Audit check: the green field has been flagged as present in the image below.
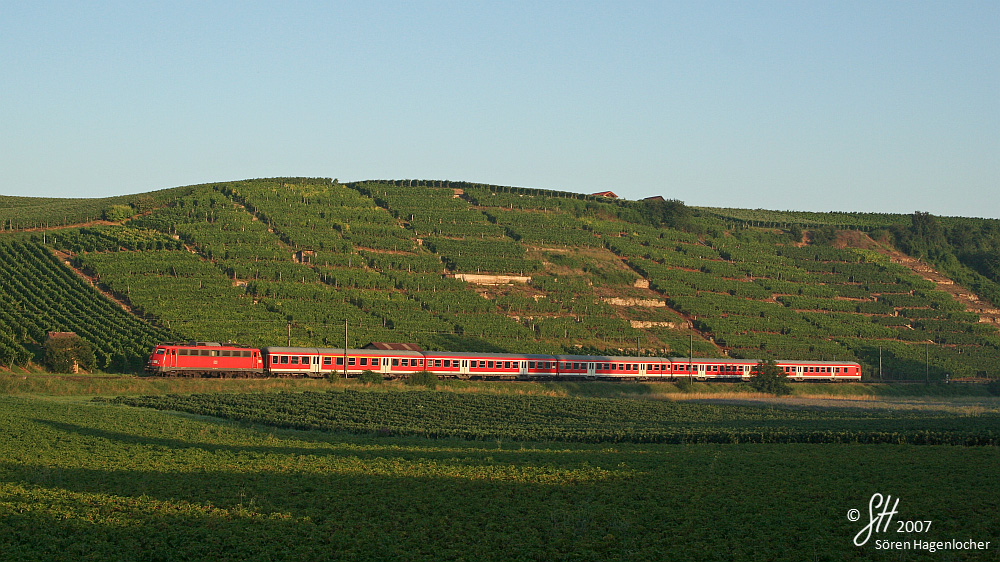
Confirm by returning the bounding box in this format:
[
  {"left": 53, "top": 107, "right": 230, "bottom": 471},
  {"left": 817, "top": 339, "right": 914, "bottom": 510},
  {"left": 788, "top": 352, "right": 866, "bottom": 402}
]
[{"left": 2, "top": 385, "right": 999, "bottom": 561}]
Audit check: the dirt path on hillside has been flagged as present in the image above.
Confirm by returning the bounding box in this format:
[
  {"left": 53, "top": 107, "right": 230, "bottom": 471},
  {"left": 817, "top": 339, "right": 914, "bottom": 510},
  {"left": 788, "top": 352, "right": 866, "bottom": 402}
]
[
  {"left": 50, "top": 249, "right": 140, "bottom": 316},
  {"left": 855, "top": 235, "right": 1000, "bottom": 324}
]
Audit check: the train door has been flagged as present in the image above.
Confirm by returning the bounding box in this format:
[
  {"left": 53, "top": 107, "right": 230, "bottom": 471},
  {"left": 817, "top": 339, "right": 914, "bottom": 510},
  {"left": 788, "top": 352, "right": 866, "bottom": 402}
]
[
  {"left": 638, "top": 363, "right": 647, "bottom": 378},
  {"left": 166, "top": 349, "right": 177, "bottom": 368},
  {"left": 519, "top": 361, "right": 528, "bottom": 376},
  {"left": 696, "top": 363, "right": 707, "bottom": 380},
  {"left": 311, "top": 356, "right": 321, "bottom": 375},
  {"left": 380, "top": 357, "right": 390, "bottom": 374},
  {"left": 795, "top": 366, "right": 804, "bottom": 380},
  {"left": 460, "top": 360, "right": 470, "bottom": 376},
  {"left": 586, "top": 362, "right": 596, "bottom": 377}
]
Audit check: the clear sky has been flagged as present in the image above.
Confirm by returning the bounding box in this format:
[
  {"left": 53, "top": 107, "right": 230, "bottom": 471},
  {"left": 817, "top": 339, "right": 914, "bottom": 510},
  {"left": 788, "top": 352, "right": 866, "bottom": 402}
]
[{"left": 2, "top": 1, "right": 997, "bottom": 217}]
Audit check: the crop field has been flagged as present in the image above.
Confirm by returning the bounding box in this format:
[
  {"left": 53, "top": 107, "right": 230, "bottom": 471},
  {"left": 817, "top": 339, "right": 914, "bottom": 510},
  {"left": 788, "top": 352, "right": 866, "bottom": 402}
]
[
  {"left": 2, "top": 389, "right": 999, "bottom": 561},
  {"left": 108, "top": 389, "right": 1000, "bottom": 445}
]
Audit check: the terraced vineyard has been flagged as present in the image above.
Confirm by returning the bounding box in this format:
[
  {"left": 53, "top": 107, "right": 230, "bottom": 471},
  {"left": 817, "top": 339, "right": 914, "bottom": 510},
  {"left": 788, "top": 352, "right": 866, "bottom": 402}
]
[
  {"left": 0, "top": 240, "right": 170, "bottom": 370},
  {"left": 3, "top": 176, "right": 1000, "bottom": 378}
]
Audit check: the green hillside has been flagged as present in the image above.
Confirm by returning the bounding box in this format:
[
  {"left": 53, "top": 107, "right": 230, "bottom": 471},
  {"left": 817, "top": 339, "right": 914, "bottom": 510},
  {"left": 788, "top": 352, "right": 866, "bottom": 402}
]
[{"left": 3, "top": 177, "right": 1000, "bottom": 380}]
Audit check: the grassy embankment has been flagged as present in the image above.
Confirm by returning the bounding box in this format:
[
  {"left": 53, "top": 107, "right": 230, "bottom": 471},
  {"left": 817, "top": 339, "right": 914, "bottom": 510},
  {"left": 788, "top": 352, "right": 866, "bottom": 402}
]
[{"left": 1, "top": 370, "right": 995, "bottom": 401}]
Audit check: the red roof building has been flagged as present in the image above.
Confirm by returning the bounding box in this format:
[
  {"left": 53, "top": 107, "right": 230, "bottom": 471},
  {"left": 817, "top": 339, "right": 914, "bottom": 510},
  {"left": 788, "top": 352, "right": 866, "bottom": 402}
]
[{"left": 591, "top": 191, "right": 618, "bottom": 198}]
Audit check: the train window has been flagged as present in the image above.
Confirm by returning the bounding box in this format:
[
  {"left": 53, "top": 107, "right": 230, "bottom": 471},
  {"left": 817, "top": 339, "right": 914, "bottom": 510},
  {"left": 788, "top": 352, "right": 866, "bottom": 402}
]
[
  {"left": 178, "top": 349, "right": 187, "bottom": 356},
  {"left": 401, "top": 359, "right": 408, "bottom": 367},
  {"left": 280, "top": 356, "right": 289, "bottom": 364},
  {"left": 323, "top": 357, "right": 332, "bottom": 365},
  {"left": 835, "top": 367, "right": 840, "bottom": 373},
  {"left": 417, "top": 359, "right": 423, "bottom": 366},
  {"left": 156, "top": 349, "right": 165, "bottom": 355},
  {"left": 291, "top": 356, "right": 299, "bottom": 365},
  {"left": 528, "top": 361, "right": 535, "bottom": 368},
  {"left": 348, "top": 358, "right": 356, "bottom": 366},
  {"left": 220, "top": 350, "right": 229, "bottom": 357},
  {"left": 359, "top": 358, "right": 367, "bottom": 366},
  {"left": 392, "top": 359, "right": 399, "bottom": 367},
  {"left": 444, "top": 360, "right": 450, "bottom": 367},
  {"left": 503, "top": 361, "right": 510, "bottom": 369},
  {"left": 487, "top": 361, "right": 494, "bottom": 368},
  {"left": 271, "top": 356, "right": 278, "bottom": 364}
]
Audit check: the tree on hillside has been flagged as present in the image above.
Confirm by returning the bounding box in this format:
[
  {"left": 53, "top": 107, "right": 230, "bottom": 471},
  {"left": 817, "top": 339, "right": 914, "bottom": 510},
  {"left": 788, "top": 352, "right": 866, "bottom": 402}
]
[
  {"left": 787, "top": 223, "right": 803, "bottom": 243},
  {"left": 641, "top": 198, "right": 692, "bottom": 230},
  {"left": 809, "top": 225, "right": 838, "bottom": 246},
  {"left": 750, "top": 358, "right": 791, "bottom": 395},
  {"left": 44, "top": 333, "right": 95, "bottom": 373}
]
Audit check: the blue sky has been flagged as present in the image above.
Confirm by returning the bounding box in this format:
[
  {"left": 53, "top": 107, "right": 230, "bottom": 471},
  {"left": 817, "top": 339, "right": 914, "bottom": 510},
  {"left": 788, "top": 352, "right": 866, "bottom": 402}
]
[{"left": 2, "top": 1, "right": 997, "bottom": 217}]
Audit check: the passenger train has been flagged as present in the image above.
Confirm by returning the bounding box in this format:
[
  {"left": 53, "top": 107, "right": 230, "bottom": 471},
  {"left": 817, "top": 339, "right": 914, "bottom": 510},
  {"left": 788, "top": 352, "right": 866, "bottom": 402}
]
[{"left": 146, "top": 342, "right": 863, "bottom": 382}]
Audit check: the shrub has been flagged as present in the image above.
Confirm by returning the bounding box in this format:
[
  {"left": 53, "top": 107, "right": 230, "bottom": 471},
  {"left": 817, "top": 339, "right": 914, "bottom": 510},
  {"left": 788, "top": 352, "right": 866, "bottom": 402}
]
[
  {"left": 673, "top": 375, "right": 694, "bottom": 393},
  {"left": 750, "top": 358, "right": 791, "bottom": 396},
  {"left": 44, "top": 334, "right": 95, "bottom": 373},
  {"left": 987, "top": 379, "right": 1000, "bottom": 397},
  {"left": 102, "top": 205, "right": 135, "bottom": 222},
  {"left": 406, "top": 370, "right": 439, "bottom": 388},
  {"left": 358, "top": 370, "right": 383, "bottom": 385}
]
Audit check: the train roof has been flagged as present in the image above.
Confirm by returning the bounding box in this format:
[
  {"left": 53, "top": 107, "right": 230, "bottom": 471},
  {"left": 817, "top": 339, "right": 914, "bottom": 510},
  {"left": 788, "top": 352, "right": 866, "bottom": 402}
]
[
  {"left": 666, "top": 357, "right": 861, "bottom": 366},
  {"left": 555, "top": 354, "right": 668, "bottom": 362},
  {"left": 262, "top": 347, "right": 424, "bottom": 357},
  {"left": 423, "top": 351, "right": 554, "bottom": 360},
  {"left": 158, "top": 342, "right": 254, "bottom": 349}
]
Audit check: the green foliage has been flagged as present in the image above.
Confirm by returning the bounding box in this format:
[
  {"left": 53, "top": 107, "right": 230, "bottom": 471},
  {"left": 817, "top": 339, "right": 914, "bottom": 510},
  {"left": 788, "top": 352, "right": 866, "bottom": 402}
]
[
  {"left": 6, "top": 394, "right": 1000, "bottom": 561},
  {"left": 102, "top": 205, "right": 135, "bottom": 222},
  {"left": 9, "top": 177, "right": 1000, "bottom": 375},
  {"left": 0, "top": 185, "right": 194, "bottom": 231},
  {"left": 0, "top": 241, "right": 171, "bottom": 371},
  {"left": 749, "top": 359, "right": 791, "bottom": 395},
  {"left": 111, "top": 390, "right": 1000, "bottom": 445},
  {"left": 639, "top": 198, "right": 693, "bottom": 231},
  {"left": 405, "top": 370, "right": 439, "bottom": 388},
  {"left": 808, "top": 224, "right": 838, "bottom": 245},
  {"left": 358, "top": 370, "right": 383, "bottom": 385},
  {"left": 43, "top": 334, "right": 95, "bottom": 373}
]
